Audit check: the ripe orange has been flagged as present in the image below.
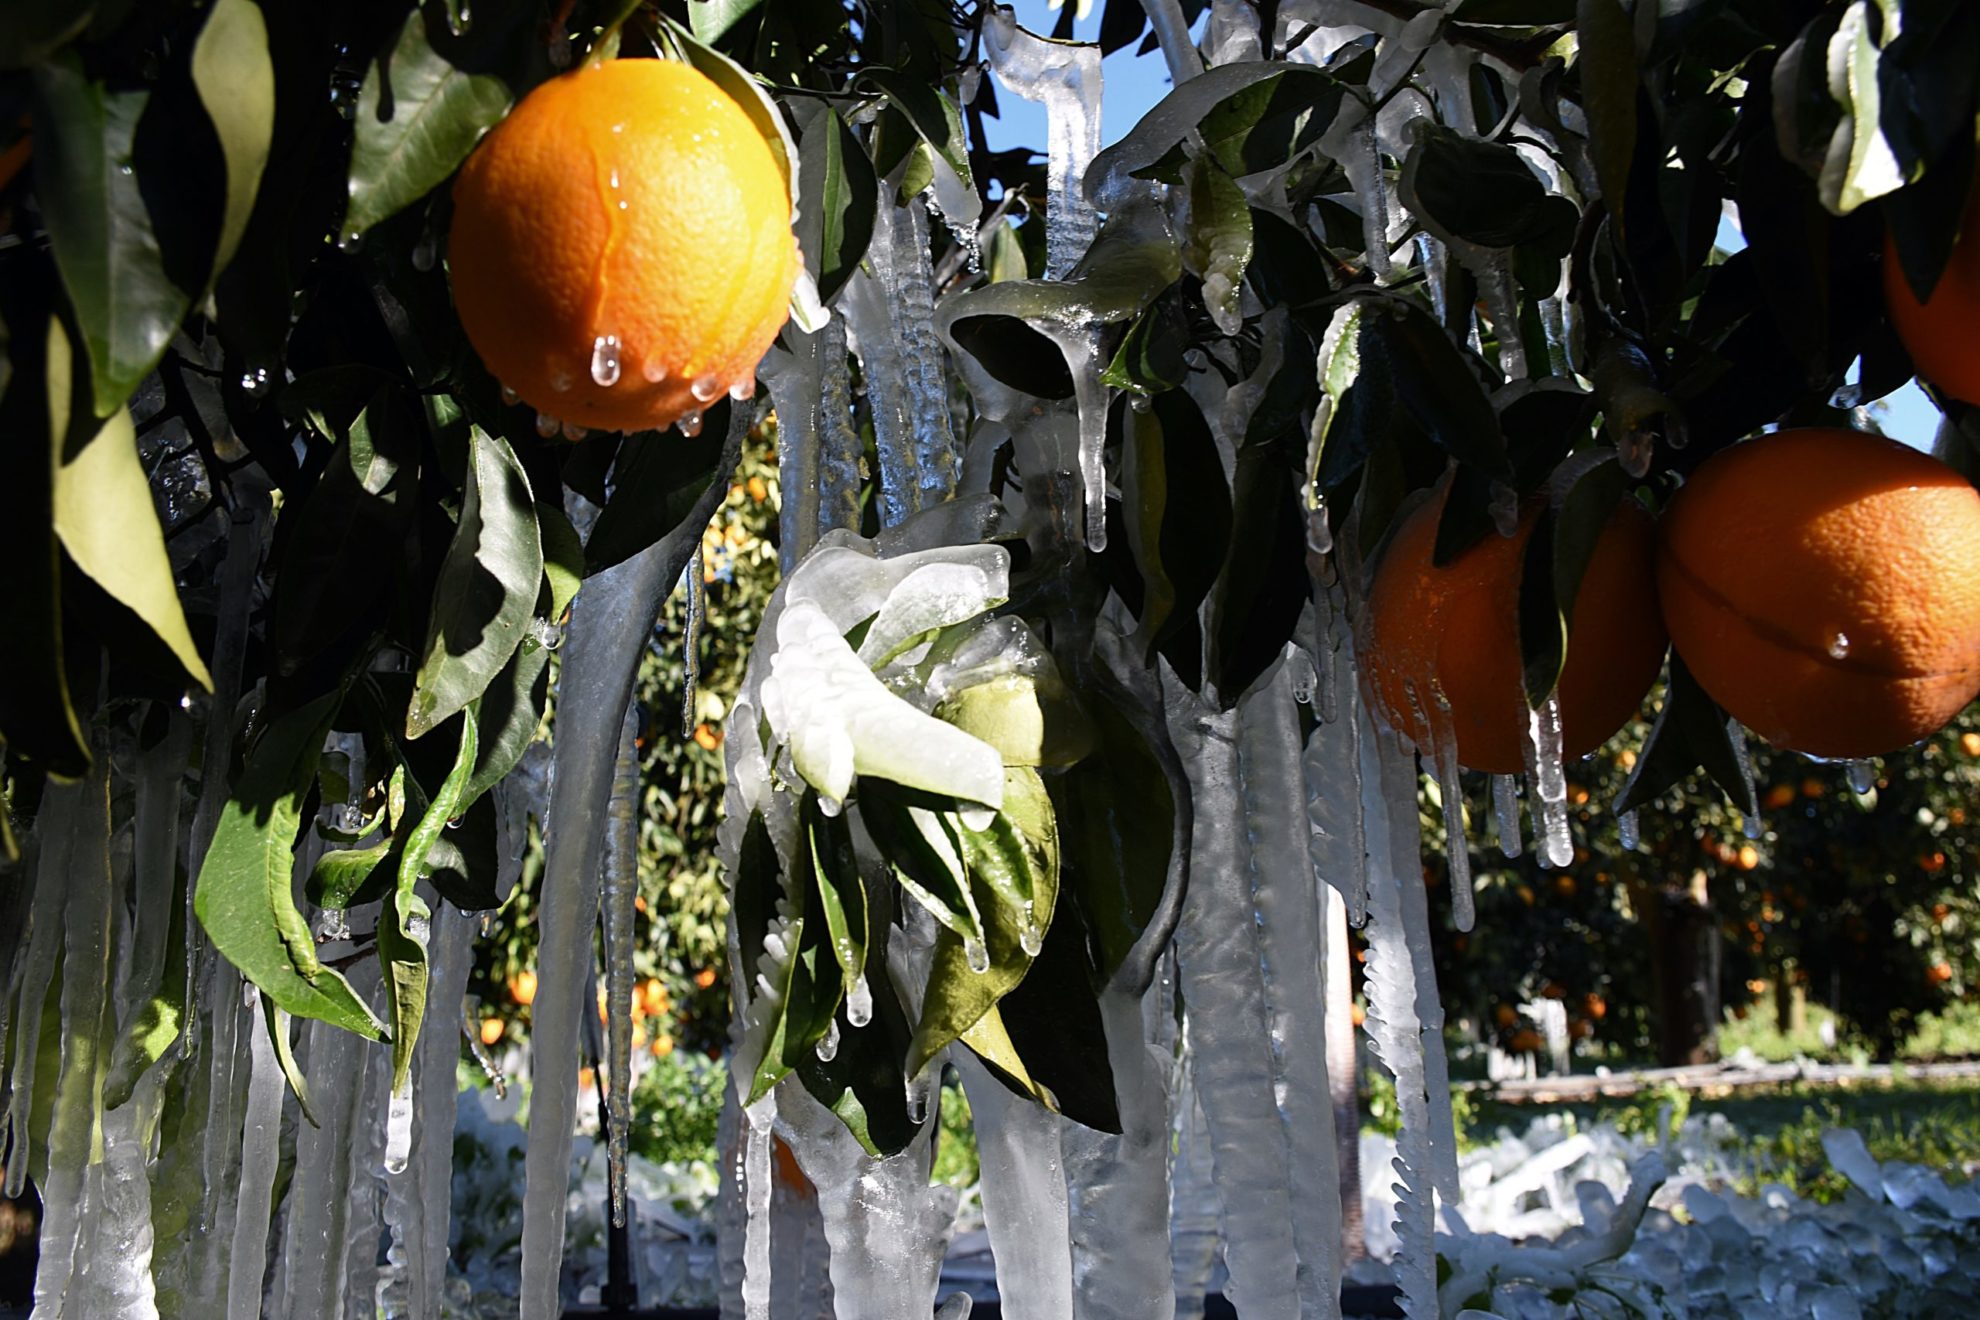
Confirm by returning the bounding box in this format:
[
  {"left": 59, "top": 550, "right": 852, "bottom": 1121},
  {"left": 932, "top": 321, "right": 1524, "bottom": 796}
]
[
  {"left": 1364, "top": 487, "right": 1667, "bottom": 774},
  {"left": 449, "top": 58, "right": 797, "bottom": 436},
  {"left": 1884, "top": 186, "right": 1980, "bottom": 405},
  {"left": 1657, "top": 428, "right": 1980, "bottom": 758}
]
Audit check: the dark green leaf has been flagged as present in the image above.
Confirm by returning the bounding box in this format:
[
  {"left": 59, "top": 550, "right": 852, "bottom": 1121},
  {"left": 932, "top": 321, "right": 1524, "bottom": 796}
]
[
  {"left": 1119, "top": 389, "right": 1231, "bottom": 664},
  {"left": 857, "top": 781, "right": 986, "bottom": 948},
  {"left": 586, "top": 405, "right": 733, "bottom": 573},
  {"left": 853, "top": 70, "right": 974, "bottom": 203},
  {"left": 797, "top": 104, "right": 876, "bottom": 307},
  {"left": 1615, "top": 655, "right": 1759, "bottom": 817},
  {"left": 687, "top": 0, "right": 762, "bottom": 45},
  {"left": 979, "top": 894, "right": 1119, "bottom": 1132},
  {"left": 462, "top": 639, "right": 551, "bottom": 805},
  {"left": 408, "top": 429, "right": 542, "bottom": 739},
  {"left": 1553, "top": 457, "right": 1627, "bottom": 625},
  {"left": 1517, "top": 505, "right": 1565, "bottom": 708},
  {"left": 343, "top": 6, "right": 517, "bottom": 241},
  {"left": 537, "top": 502, "right": 585, "bottom": 623},
  {"left": 1402, "top": 123, "right": 1553, "bottom": 248},
  {"left": 793, "top": 933, "right": 916, "bottom": 1157},
  {"left": 262, "top": 996, "right": 319, "bottom": 1127},
  {"left": 805, "top": 792, "right": 868, "bottom": 989},
  {"left": 1577, "top": 0, "right": 1638, "bottom": 230},
  {"left": 732, "top": 811, "right": 779, "bottom": 982},
  {"left": 1100, "top": 284, "right": 1189, "bottom": 396},
  {"left": 1183, "top": 156, "right": 1253, "bottom": 331},
  {"left": 193, "top": 692, "right": 388, "bottom": 1040},
  {"left": 1053, "top": 696, "right": 1174, "bottom": 982}
]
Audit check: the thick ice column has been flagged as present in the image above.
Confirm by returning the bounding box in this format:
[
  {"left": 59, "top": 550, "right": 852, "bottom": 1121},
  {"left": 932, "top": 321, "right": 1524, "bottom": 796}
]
[
  {"left": 520, "top": 466, "right": 729, "bottom": 1319},
  {"left": 954, "top": 1049, "right": 1074, "bottom": 1317},
  {"left": 275, "top": 982, "right": 378, "bottom": 1317},
  {"left": 1238, "top": 664, "right": 1342, "bottom": 1320},
  {"left": 68, "top": 1074, "right": 163, "bottom": 1318},
  {"left": 1165, "top": 699, "right": 1299, "bottom": 1320},
  {"left": 3, "top": 783, "right": 77, "bottom": 1196},
  {"left": 1060, "top": 982, "right": 1177, "bottom": 1320},
  {"left": 1167, "top": 1055, "right": 1220, "bottom": 1319}
]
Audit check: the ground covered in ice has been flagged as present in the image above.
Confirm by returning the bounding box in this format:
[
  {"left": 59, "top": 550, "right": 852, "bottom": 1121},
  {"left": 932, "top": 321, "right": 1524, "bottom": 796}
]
[{"left": 431, "top": 1086, "right": 1980, "bottom": 1317}]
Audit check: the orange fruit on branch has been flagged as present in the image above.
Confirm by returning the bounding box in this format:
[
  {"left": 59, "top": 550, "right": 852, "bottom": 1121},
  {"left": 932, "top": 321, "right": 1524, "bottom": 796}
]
[
  {"left": 448, "top": 58, "right": 798, "bottom": 436},
  {"left": 1656, "top": 427, "right": 1980, "bottom": 758},
  {"left": 1884, "top": 184, "right": 1980, "bottom": 406},
  {"left": 1364, "top": 485, "right": 1667, "bottom": 774}
]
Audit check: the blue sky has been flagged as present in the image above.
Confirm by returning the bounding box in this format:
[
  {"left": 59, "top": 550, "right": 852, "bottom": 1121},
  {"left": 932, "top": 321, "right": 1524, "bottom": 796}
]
[{"left": 978, "top": 1, "right": 1944, "bottom": 452}]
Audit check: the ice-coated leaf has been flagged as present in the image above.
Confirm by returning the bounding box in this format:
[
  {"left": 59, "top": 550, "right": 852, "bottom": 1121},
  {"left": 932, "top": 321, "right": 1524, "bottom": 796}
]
[
  {"left": 31, "top": 56, "right": 187, "bottom": 416},
  {"left": 537, "top": 502, "right": 585, "bottom": 623},
  {"left": 308, "top": 838, "right": 395, "bottom": 911},
  {"left": 854, "top": 560, "right": 1009, "bottom": 668},
  {"left": 760, "top": 600, "right": 1005, "bottom": 808},
  {"left": 1553, "top": 458, "right": 1627, "bottom": 625},
  {"left": 1614, "top": 655, "right": 1759, "bottom": 817},
  {"left": 1517, "top": 506, "right": 1566, "bottom": 708},
  {"left": 745, "top": 904, "right": 842, "bottom": 1105},
  {"left": 805, "top": 792, "right": 868, "bottom": 990},
  {"left": 851, "top": 69, "right": 978, "bottom": 225},
  {"left": 46, "top": 321, "right": 212, "bottom": 690},
  {"left": 189, "top": 0, "right": 275, "bottom": 278},
  {"left": 1401, "top": 123, "right": 1572, "bottom": 249},
  {"left": 1100, "top": 283, "right": 1190, "bottom": 396},
  {"left": 1183, "top": 155, "right": 1252, "bottom": 335},
  {"left": 343, "top": 6, "right": 517, "bottom": 240},
  {"left": 687, "top": 0, "right": 762, "bottom": 45},
  {"left": 792, "top": 936, "right": 918, "bottom": 1158},
  {"left": 194, "top": 692, "right": 388, "bottom": 1040},
  {"left": 797, "top": 103, "right": 876, "bottom": 307},
  {"left": 463, "top": 638, "right": 551, "bottom": 805},
  {"left": 408, "top": 429, "right": 542, "bottom": 739},
  {"left": 858, "top": 782, "right": 987, "bottom": 948},
  {"left": 586, "top": 402, "right": 738, "bottom": 573},
  {"left": 1120, "top": 383, "right": 1231, "bottom": 671}
]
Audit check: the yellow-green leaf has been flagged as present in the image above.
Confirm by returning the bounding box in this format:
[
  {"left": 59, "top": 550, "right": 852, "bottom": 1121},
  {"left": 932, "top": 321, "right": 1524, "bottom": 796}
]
[{"left": 190, "top": 0, "right": 275, "bottom": 277}]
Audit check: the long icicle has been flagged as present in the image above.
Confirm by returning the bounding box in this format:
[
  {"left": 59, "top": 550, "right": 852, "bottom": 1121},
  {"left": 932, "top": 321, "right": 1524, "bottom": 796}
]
[
  {"left": 602, "top": 707, "right": 642, "bottom": 1226},
  {"left": 1239, "top": 661, "right": 1343, "bottom": 1320},
  {"left": 411, "top": 903, "right": 475, "bottom": 1316},
  {"left": 273, "top": 1006, "right": 373, "bottom": 1317},
  {"left": 224, "top": 991, "right": 286, "bottom": 1320},
  {"left": 2, "top": 783, "right": 78, "bottom": 1198},
  {"left": 953, "top": 1050, "right": 1074, "bottom": 1315},
  {"left": 519, "top": 446, "right": 737, "bottom": 1319}
]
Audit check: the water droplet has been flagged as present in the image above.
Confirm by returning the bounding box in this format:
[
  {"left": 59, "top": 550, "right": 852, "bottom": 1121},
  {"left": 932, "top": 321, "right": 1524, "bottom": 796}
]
[
  {"left": 845, "top": 974, "right": 873, "bottom": 1027},
  {"left": 500, "top": 384, "right": 521, "bottom": 406},
  {"left": 561, "top": 420, "right": 588, "bottom": 442},
  {"left": 238, "top": 367, "right": 271, "bottom": 397},
  {"left": 411, "top": 235, "right": 437, "bottom": 271},
  {"left": 406, "top": 913, "right": 431, "bottom": 944},
  {"left": 608, "top": 168, "right": 620, "bottom": 190},
  {"left": 1828, "top": 632, "right": 1851, "bottom": 660},
  {"left": 535, "top": 412, "right": 560, "bottom": 438},
  {"left": 591, "top": 335, "right": 622, "bottom": 387},
  {"left": 690, "top": 373, "right": 721, "bottom": 403},
  {"left": 611, "top": 122, "right": 625, "bottom": 134},
  {"left": 956, "top": 806, "right": 995, "bottom": 833},
  {"left": 814, "top": 1018, "right": 840, "bottom": 1063},
  {"left": 337, "top": 803, "right": 367, "bottom": 833},
  {"left": 1305, "top": 500, "right": 1333, "bottom": 554},
  {"left": 528, "top": 617, "right": 564, "bottom": 650},
  {"left": 118, "top": 163, "right": 134, "bottom": 177},
  {"left": 337, "top": 230, "right": 362, "bottom": 253},
  {"left": 317, "top": 908, "right": 352, "bottom": 942},
  {"left": 1019, "top": 921, "right": 1043, "bottom": 958},
  {"left": 964, "top": 938, "right": 990, "bottom": 974},
  {"left": 677, "top": 409, "right": 704, "bottom": 438},
  {"left": 383, "top": 1091, "right": 413, "bottom": 1174},
  {"left": 641, "top": 358, "right": 669, "bottom": 384},
  {"left": 728, "top": 378, "right": 756, "bottom": 401},
  {"left": 1846, "top": 758, "right": 1878, "bottom": 795}
]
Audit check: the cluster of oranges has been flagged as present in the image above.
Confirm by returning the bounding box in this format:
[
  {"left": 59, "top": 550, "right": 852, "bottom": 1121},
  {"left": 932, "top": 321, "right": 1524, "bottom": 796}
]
[{"left": 483, "top": 971, "right": 688, "bottom": 1059}]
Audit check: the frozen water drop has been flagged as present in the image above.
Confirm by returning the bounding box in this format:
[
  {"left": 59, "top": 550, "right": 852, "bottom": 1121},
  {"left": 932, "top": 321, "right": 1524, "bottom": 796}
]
[
  {"left": 690, "top": 373, "right": 721, "bottom": 403},
  {"left": 1018, "top": 920, "right": 1043, "bottom": 958},
  {"left": 814, "top": 1017, "right": 840, "bottom": 1063},
  {"left": 816, "top": 794, "right": 842, "bottom": 819},
  {"left": 956, "top": 805, "right": 995, "bottom": 832},
  {"left": 406, "top": 912, "right": 431, "bottom": 945},
  {"left": 729, "top": 377, "right": 756, "bottom": 401},
  {"left": 677, "top": 409, "right": 704, "bottom": 438},
  {"left": 641, "top": 358, "right": 669, "bottom": 384},
  {"left": 535, "top": 412, "right": 560, "bottom": 438},
  {"left": 411, "top": 234, "right": 436, "bottom": 271},
  {"left": 1305, "top": 500, "right": 1334, "bottom": 554},
  {"left": 608, "top": 168, "right": 620, "bottom": 190},
  {"left": 1617, "top": 807, "right": 1640, "bottom": 850},
  {"left": 845, "top": 974, "right": 873, "bottom": 1028},
  {"left": 337, "top": 230, "right": 361, "bottom": 252},
  {"left": 239, "top": 367, "right": 271, "bottom": 397},
  {"left": 1618, "top": 429, "right": 1654, "bottom": 477},
  {"left": 317, "top": 907, "right": 351, "bottom": 942},
  {"left": 964, "top": 937, "right": 990, "bottom": 974},
  {"left": 383, "top": 1090, "right": 413, "bottom": 1174},
  {"left": 561, "top": 420, "right": 588, "bottom": 442},
  {"left": 1828, "top": 632, "right": 1851, "bottom": 659},
  {"left": 591, "top": 335, "right": 622, "bottom": 387},
  {"left": 1846, "top": 759, "right": 1878, "bottom": 794},
  {"left": 500, "top": 384, "right": 521, "bottom": 406}
]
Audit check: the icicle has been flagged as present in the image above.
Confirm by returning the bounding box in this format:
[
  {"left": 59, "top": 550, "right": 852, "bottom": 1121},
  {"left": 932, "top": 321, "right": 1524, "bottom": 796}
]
[
  {"left": 1358, "top": 719, "right": 1439, "bottom": 1318},
  {"left": 715, "top": 1081, "right": 748, "bottom": 1316},
  {"left": 1492, "top": 773, "right": 1523, "bottom": 859},
  {"left": 3, "top": 783, "right": 77, "bottom": 1197},
  {"left": 1454, "top": 243, "right": 1528, "bottom": 380},
  {"left": 1727, "top": 719, "right": 1762, "bottom": 839},
  {"left": 1166, "top": 697, "right": 1300, "bottom": 1320},
  {"left": 344, "top": 998, "right": 389, "bottom": 1315},
  {"left": 1344, "top": 113, "right": 1393, "bottom": 281},
  {"left": 1422, "top": 693, "right": 1476, "bottom": 933},
  {"left": 32, "top": 756, "right": 116, "bottom": 1317},
  {"left": 1054, "top": 961, "right": 1177, "bottom": 1319},
  {"left": 1062, "top": 326, "right": 1111, "bottom": 552},
  {"left": 602, "top": 708, "right": 642, "bottom": 1226},
  {"left": 844, "top": 973, "right": 873, "bottom": 1028},
  {"left": 520, "top": 514, "right": 703, "bottom": 1320},
  {"left": 764, "top": 331, "right": 825, "bottom": 572},
  {"left": 410, "top": 905, "right": 473, "bottom": 1317},
  {"left": 1616, "top": 807, "right": 1640, "bottom": 851},
  {"left": 225, "top": 990, "right": 285, "bottom": 1320},
  {"left": 1305, "top": 640, "right": 1370, "bottom": 927},
  {"left": 1846, "top": 758, "right": 1878, "bottom": 795},
  {"left": 1238, "top": 665, "right": 1345, "bottom": 1319},
  {"left": 741, "top": 1096, "right": 776, "bottom": 1320},
  {"left": 68, "top": 1074, "right": 163, "bottom": 1318},
  {"left": 983, "top": 10, "right": 1104, "bottom": 279},
  {"left": 1140, "top": 0, "right": 1202, "bottom": 85},
  {"left": 683, "top": 549, "right": 706, "bottom": 738},
  {"left": 816, "top": 317, "right": 865, "bottom": 539},
  {"left": 462, "top": 1001, "right": 508, "bottom": 1097},
  {"left": 1521, "top": 694, "right": 1575, "bottom": 868},
  {"left": 278, "top": 1016, "right": 370, "bottom": 1320},
  {"left": 954, "top": 1050, "right": 1074, "bottom": 1313},
  {"left": 1168, "top": 1057, "right": 1222, "bottom": 1317}
]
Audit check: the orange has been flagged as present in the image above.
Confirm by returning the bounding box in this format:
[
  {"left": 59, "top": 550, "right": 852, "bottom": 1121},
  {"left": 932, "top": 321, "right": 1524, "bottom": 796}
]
[
  {"left": 1884, "top": 185, "right": 1980, "bottom": 405},
  {"left": 1364, "top": 486, "right": 1667, "bottom": 774},
  {"left": 449, "top": 58, "right": 797, "bottom": 435},
  {"left": 1657, "top": 428, "right": 1980, "bottom": 758},
  {"left": 509, "top": 969, "right": 538, "bottom": 1006}
]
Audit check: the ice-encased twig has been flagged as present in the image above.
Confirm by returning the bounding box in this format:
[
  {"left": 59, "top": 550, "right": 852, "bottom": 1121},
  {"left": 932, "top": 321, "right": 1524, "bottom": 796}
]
[
  {"left": 1166, "top": 697, "right": 1299, "bottom": 1320},
  {"left": 32, "top": 755, "right": 115, "bottom": 1317},
  {"left": 1239, "top": 663, "right": 1343, "bottom": 1319},
  {"left": 225, "top": 989, "right": 285, "bottom": 1320},
  {"left": 684, "top": 550, "right": 707, "bottom": 738},
  {"left": 954, "top": 1049, "right": 1074, "bottom": 1315},
  {"left": 1060, "top": 980, "right": 1180, "bottom": 1320},
  {"left": 983, "top": 10, "right": 1104, "bottom": 280},
  {"left": 602, "top": 707, "right": 641, "bottom": 1227},
  {"left": 344, "top": 981, "right": 388, "bottom": 1314},
  {"left": 520, "top": 457, "right": 734, "bottom": 1318}
]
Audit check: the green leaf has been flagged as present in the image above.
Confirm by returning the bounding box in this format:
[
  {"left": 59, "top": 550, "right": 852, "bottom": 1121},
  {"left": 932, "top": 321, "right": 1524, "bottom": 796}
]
[
  {"left": 536, "top": 502, "right": 585, "bottom": 623},
  {"left": 585, "top": 407, "right": 732, "bottom": 573},
  {"left": 1615, "top": 655, "right": 1760, "bottom": 818},
  {"left": 194, "top": 692, "right": 388, "bottom": 1041},
  {"left": 46, "top": 320, "right": 212, "bottom": 690},
  {"left": 793, "top": 934, "right": 917, "bottom": 1157},
  {"left": 189, "top": 0, "right": 275, "bottom": 278},
  {"left": 908, "top": 769, "right": 1059, "bottom": 1077},
  {"left": 1305, "top": 300, "right": 1366, "bottom": 504},
  {"left": 856, "top": 781, "right": 985, "bottom": 949},
  {"left": 381, "top": 706, "right": 477, "bottom": 1094},
  {"left": 805, "top": 792, "right": 868, "bottom": 990},
  {"left": 852, "top": 69, "right": 975, "bottom": 210},
  {"left": 1401, "top": 123, "right": 1562, "bottom": 249},
  {"left": 408, "top": 429, "right": 543, "bottom": 739},
  {"left": 1553, "top": 457, "right": 1627, "bottom": 625},
  {"left": 1577, "top": 0, "right": 1638, "bottom": 229},
  {"left": 1054, "top": 693, "right": 1175, "bottom": 982},
  {"left": 343, "top": 6, "right": 516, "bottom": 241},
  {"left": 462, "top": 640, "right": 551, "bottom": 805},
  {"left": 796, "top": 103, "right": 877, "bottom": 307},
  {"left": 983, "top": 894, "right": 1119, "bottom": 1132},
  {"left": 687, "top": 0, "right": 762, "bottom": 44},
  {"left": 271, "top": 384, "right": 421, "bottom": 675},
  {"left": 746, "top": 906, "right": 842, "bottom": 1106},
  {"left": 1119, "top": 389, "right": 1231, "bottom": 669},
  {"left": 1517, "top": 506, "right": 1566, "bottom": 708},
  {"left": 1100, "top": 284, "right": 1189, "bottom": 396},
  {"left": 31, "top": 55, "right": 188, "bottom": 418},
  {"left": 307, "top": 838, "right": 395, "bottom": 911},
  {"left": 732, "top": 811, "right": 779, "bottom": 982},
  {"left": 102, "top": 794, "right": 191, "bottom": 1111},
  {"left": 1183, "top": 156, "right": 1253, "bottom": 333},
  {"left": 262, "top": 995, "right": 319, "bottom": 1128}
]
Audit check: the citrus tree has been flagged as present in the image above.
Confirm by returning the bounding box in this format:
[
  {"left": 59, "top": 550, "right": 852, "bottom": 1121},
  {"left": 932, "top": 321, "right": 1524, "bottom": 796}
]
[{"left": 1, "top": 0, "right": 1979, "bottom": 1317}]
